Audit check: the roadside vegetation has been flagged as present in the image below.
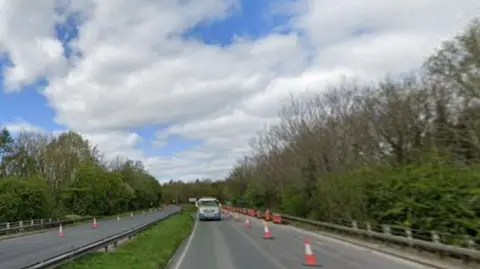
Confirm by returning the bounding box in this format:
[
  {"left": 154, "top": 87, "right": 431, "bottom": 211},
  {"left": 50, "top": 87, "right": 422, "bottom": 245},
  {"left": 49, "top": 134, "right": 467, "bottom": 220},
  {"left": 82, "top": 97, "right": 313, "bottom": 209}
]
[
  {"left": 59, "top": 208, "right": 194, "bottom": 269},
  {"left": 0, "top": 129, "right": 162, "bottom": 222},
  {"left": 162, "top": 19, "right": 480, "bottom": 241}
]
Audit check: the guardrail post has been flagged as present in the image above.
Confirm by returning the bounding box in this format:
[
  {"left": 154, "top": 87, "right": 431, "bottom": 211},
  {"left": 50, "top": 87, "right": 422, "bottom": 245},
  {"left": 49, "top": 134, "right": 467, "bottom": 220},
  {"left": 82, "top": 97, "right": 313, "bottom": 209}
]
[
  {"left": 31, "top": 220, "right": 34, "bottom": 226},
  {"left": 431, "top": 231, "right": 440, "bottom": 244},
  {"left": 382, "top": 225, "right": 391, "bottom": 235},
  {"left": 405, "top": 229, "right": 413, "bottom": 246},
  {"left": 351, "top": 220, "right": 358, "bottom": 230},
  {"left": 6, "top": 222, "right": 9, "bottom": 229},
  {"left": 461, "top": 236, "right": 475, "bottom": 264},
  {"left": 19, "top": 220, "right": 23, "bottom": 228},
  {"left": 366, "top": 222, "right": 371, "bottom": 233},
  {"left": 381, "top": 225, "right": 391, "bottom": 246},
  {"left": 49, "top": 218, "right": 52, "bottom": 224},
  {"left": 430, "top": 231, "right": 442, "bottom": 257},
  {"left": 40, "top": 219, "right": 44, "bottom": 226},
  {"left": 466, "top": 236, "right": 475, "bottom": 249}
]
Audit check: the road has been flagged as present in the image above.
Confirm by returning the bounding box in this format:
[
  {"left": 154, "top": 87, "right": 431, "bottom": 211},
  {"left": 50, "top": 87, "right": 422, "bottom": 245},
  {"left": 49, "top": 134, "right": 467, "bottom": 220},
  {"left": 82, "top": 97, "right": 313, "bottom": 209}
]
[
  {"left": 0, "top": 206, "right": 181, "bottom": 269},
  {"left": 170, "top": 212, "right": 435, "bottom": 269}
]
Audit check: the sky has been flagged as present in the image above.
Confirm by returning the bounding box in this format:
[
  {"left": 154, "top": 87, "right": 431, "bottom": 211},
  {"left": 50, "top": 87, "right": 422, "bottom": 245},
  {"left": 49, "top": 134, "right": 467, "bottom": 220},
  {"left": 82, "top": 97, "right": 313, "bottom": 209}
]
[{"left": 0, "top": 0, "right": 479, "bottom": 182}]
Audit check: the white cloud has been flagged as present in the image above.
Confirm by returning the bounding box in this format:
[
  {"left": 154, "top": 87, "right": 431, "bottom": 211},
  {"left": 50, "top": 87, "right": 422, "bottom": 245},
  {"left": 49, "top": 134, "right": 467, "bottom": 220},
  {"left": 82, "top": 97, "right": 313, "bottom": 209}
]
[
  {"left": 1, "top": 0, "right": 479, "bottom": 181},
  {"left": 294, "top": 0, "right": 480, "bottom": 76},
  {"left": 45, "top": 31, "right": 305, "bottom": 131},
  {"left": 3, "top": 118, "right": 45, "bottom": 134},
  {"left": 81, "top": 131, "right": 145, "bottom": 161},
  {"left": 2, "top": 121, "right": 144, "bottom": 163},
  {"left": 0, "top": 0, "right": 67, "bottom": 91}
]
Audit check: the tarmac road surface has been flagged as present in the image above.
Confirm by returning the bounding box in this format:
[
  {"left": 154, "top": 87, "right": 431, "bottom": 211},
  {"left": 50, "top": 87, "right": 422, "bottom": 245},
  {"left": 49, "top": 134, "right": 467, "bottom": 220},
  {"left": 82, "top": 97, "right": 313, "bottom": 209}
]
[
  {"left": 0, "top": 206, "right": 181, "bottom": 269},
  {"left": 169, "top": 212, "right": 435, "bottom": 269}
]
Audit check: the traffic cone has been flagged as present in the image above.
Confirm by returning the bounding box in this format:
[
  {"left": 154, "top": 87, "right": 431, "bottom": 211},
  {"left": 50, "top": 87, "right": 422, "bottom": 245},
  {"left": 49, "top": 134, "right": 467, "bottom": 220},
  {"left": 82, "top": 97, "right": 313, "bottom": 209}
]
[
  {"left": 92, "top": 218, "right": 98, "bottom": 229},
  {"left": 262, "top": 221, "right": 273, "bottom": 239},
  {"left": 245, "top": 218, "right": 251, "bottom": 229},
  {"left": 58, "top": 224, "right": 63, "bottom": 237},
  {"left": 302, "top": 237, "right": 320, "bottom": 267}
]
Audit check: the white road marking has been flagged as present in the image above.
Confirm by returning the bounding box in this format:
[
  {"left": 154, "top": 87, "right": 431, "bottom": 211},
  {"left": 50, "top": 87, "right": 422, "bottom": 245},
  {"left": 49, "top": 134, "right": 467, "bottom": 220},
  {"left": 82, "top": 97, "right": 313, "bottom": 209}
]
[
  {"left": 213, "top": 223, "right": 237, "bottom": 269},
  {"left": 282, "top": 224, "right": 436, "bottom": 269},
  {"left": 228, "top": 220, "right": 289, "bottom": 269},
  {"left": 246, "top": 215, "right": 438, "bottom": 269},
  {"left": 171, "top": 217, "right": 199, "bottom": 269}
]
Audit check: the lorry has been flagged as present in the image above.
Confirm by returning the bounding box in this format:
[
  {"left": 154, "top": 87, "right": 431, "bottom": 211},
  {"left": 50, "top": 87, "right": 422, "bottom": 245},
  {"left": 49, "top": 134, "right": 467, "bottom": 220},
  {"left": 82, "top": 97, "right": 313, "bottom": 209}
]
[{"left": 196, "top": 197, "right": 221, "bottom": 221}]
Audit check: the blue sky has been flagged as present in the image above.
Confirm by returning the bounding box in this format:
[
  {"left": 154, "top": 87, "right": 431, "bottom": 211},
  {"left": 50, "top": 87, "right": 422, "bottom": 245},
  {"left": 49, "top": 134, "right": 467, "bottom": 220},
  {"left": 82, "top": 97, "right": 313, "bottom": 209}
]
[
  {"left": 183, "top": 0, "right": 294, "bottom": 45},
  {"left": 0, "top": 0, "right": 295, "bottom": 159},
  {"left": 2, "top": 0, "right": 473, "bottom": 181}
]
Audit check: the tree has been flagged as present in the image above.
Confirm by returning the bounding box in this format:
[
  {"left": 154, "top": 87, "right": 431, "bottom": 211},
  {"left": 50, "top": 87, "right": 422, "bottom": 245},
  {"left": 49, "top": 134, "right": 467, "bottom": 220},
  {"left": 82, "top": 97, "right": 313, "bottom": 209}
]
[
  {"left": 0, "top": 175, "right": 54, "bottom": 221},
  {"left": 0, "top": 127, "right": 164, "bottom": 220},
  {"left": 0, "top": 128, "right": 14, "bottom": 177},
  {"left": 171, "top": 18, "right": 480, "bottom": 241}
]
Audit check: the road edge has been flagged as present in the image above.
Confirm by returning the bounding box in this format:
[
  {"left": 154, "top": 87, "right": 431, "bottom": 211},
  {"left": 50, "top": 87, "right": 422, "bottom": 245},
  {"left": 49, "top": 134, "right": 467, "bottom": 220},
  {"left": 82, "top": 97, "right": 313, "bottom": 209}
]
[
  {"left": 165, "top": 213, "right": 198, "bottom": 269},
  {"left": 283, "top": 223, "right": 468, "bottom": 269},
  {"left": 239, "top": 212, "right": 467, "bottom": 269}
]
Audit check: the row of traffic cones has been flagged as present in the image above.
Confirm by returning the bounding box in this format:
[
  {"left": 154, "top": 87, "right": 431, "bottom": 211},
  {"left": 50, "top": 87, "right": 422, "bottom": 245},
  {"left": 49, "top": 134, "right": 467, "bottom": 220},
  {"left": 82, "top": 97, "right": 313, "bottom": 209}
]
[
  {"left": 58, "top": 211, "right": 136, "bottom": 237},
  {"left": 58, "top": 217, "right": 99, "bottom": 237},
  {"left": 242, "top": 217, "right": 273, "bottom": 240},
  {"left": 57, "top": 207, "right": 163, "bottom": 238},
  {"left": 239, "top": 214, "right": 320, "bottom": 267}
]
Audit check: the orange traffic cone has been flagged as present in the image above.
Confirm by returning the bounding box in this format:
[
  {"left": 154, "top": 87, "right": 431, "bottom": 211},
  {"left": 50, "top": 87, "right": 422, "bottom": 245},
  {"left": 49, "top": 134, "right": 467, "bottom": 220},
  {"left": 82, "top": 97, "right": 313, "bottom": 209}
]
[
  {"left": 245, "top": 218, "right": 251, "bottom": 229},
  {"left": 262, "top": 221, "right": 273, "bottom": 239},
  {"left": 302, "top": 237, "right": 320, "bottom": 267},
  {"left": 92, "top": 218, "right": 98, "bottom": 229},
  {"left": 58, "top": 224, "right": 63, "bottom": 237}
]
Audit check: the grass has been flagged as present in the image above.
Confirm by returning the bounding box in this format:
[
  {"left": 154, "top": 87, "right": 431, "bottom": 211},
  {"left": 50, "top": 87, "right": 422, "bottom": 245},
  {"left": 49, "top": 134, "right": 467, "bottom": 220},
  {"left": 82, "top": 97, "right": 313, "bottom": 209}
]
[
  {"left": 180, "top": 204, "right": 196, "bottom": 213},
  {"left": 59, "top": 209, "right": 194, "bottom": 269}
]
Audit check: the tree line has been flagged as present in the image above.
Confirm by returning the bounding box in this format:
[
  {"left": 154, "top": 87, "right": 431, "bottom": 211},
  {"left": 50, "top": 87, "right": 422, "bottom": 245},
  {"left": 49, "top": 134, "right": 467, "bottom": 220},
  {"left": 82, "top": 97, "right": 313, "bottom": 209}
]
[
  {"left": 0, "top": 130, "right": 162, "bottom": 222},
  {"left": 163, "top": 19, "right": 480, "bottom": 239},
  {"left": 161, "top": 179, "right": 227, "bottom": 204}
]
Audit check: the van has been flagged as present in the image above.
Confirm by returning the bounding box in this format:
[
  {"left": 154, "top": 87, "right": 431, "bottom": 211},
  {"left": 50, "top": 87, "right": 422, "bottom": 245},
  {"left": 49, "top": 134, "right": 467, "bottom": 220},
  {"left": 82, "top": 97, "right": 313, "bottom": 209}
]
[{"left": 196, "top": 197, "right": 221, "bottom": 221}]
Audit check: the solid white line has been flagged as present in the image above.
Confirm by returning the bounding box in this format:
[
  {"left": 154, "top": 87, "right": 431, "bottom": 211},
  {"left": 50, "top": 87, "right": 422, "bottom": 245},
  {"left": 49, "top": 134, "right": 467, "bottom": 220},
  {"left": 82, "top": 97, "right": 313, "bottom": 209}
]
[{"left": 171, "top": 217, "right": 199, "bottom": 269}]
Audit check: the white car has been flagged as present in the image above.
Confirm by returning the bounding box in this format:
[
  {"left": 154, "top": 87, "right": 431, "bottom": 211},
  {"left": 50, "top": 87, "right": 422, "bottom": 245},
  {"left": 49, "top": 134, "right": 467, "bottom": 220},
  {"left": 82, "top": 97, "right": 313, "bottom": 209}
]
[{"left": 196, "top": 197, "right": 221, "bottom": 221}]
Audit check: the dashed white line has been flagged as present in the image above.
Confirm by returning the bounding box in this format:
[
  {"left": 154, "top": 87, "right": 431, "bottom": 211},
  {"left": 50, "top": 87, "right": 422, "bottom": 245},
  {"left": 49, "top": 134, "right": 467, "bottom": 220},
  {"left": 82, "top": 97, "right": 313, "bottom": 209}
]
[{"left": 228, "top": 220, "right": 289, "bottom": 269}]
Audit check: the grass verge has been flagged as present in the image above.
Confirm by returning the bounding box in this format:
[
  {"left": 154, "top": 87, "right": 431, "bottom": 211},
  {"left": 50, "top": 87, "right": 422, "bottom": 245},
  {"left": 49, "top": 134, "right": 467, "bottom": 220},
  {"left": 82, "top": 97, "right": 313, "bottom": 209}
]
[{"left": 58, "top": 210, "right": 194, "bottom": 269}]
